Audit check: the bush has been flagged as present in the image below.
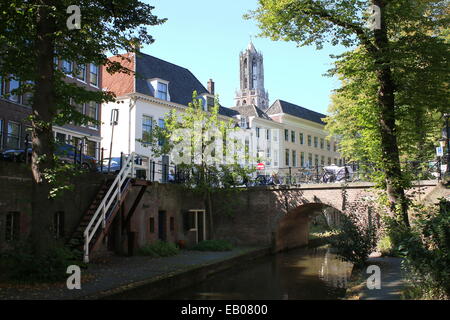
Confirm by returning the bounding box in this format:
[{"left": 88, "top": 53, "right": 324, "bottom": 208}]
[
  {"left": 331, "top": 207, "right": 378, "bottom": 267},
  {"left": 399, "top": 199, "right": 450, "bottom": 299},
  {"left": 138, "top": 241, "right": 179, "bottom": 257},
  {"left": 191, "top": 240, "right": 233, "bottom": 251},
  {"left": 0, "top": 243, "right": 80, "bottom": 283}
]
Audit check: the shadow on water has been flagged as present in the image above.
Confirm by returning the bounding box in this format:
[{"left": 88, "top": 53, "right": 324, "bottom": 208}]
[{"left": 150, "top": 246, "right": 353, "bottom": 300}]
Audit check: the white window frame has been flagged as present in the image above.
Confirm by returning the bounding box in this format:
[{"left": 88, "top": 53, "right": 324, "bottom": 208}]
[{"left": 89, "top": 64, "right": 99, "bottom": 87}]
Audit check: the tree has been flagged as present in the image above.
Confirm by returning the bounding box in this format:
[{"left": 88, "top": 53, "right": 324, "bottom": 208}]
[
  {"left": 246, "top": 0, "right": 449, "bottom": 226},
  {"left": 145, "top": 92, "right": 252, "bottom": 237},
  {"left": 0, "top": 0, "right": 165, "bottom": 255}
]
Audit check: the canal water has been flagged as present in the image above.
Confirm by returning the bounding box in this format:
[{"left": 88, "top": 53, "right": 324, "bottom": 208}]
[{"left": 157, "top": 246, "right": 353, "bottom": 300}]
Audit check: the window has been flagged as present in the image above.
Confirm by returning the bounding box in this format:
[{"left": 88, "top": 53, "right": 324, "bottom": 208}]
[
  {"left": 301, "top": 152, "right": 305, "bottom": 167},
  {"left": 327, "top": 141, "right": 331, "bottom": 151},
  {"left": 56, "top": 132, "right": 66, "bottom": 144},
  {"left": 149, "top": 217, "right": 155, "bottom": 233},
  {"left": 142, "top": 115, "right": 153, "bottom": 144},
  {"left": 77, "top": 63, "right": 86, "bottom": 81},
  {"left": 87, "top": 102, "right": 98, "bottom": 127},
  {"left": 273, "top": 130, "right": 278, "bottom": 142},
  {"left": 274, "top": 149, "right": 278, "bottom": 167},
  {"left": 307, "top": 135, "right": 312, "bottom": 146},
  {"left": 315, "top": 154, "right": 319, "bottom": 166},
  {"left": 333, "top": 142, "right": 337, "bottom": 152},
  {"left": 156, "top": 82, "right": 168, "bottom": 100},
  {"left": 299, "top": 133, "right": 304, "bottom": 145},
  {"left": 334, "top": 158, "right": 338, "bottom": 165},
  {"left": 73, "top": 101, "right": 84, "bottom": 114},
  {"left": 72, "top": 137, "right": 82, "bottom": 150},
  {"left": 8, "top": 78, "right": 20, "bottom": 103},
  {"left": 5, "top": 212, "right": 20, "bottom": 241},
  {"left": 320, "top": 138, "right": 324, "bottom": 149},
  {"left": 89, "top": 64, "right": 99, "bottom": 86},
  {"left": 0, "top": 119, "right": 3, "bottom": 149},
  {"left": 328, "top": 157, "right": 332, "bottom": 165},
  {"left": 206, "top": 96, "right": 214, "bottom": 110},
  {"left": 22, "top": 80, "right": 33, "bottom": 106},
  {"left": 291, "top": 131, "right": 295, "bottom": 143},
  {"left": 308, "top": 153, "right": 313, "bottom": 167},
  {"left": 245, "top": 139, "right": 250, "bottom": 164},
  {"left": 284, "top": 129, "right": 289, "bottom": 141},
  {"left": 292, "top": 150, "right": 297, "bottom": 167},
  {"left": 256, "top": 127, "right": 260, "bottom": 138},
  {"left": 86, "top": 140, "right": 97, "bottom": 158},
  {"left": 53, "top": 211, "right": 65, "bottom": 239},
  {"left": 339, "top": 159, "right": 343, "bottom": 166},
  {"left": 266, "top": 128, "right": 270, "bottom": 140},
  {"left": 158, "top": 118, "right": 165, "bottom": 146},
  {"left": 6, "top": 121, "right": 21, "bottom": 149},
  {"left": 285, "top": 149, "right": 290, "bottom": 166},
  {"left": 314, "top": 137, "right": 318, "bottom": 148},
  {"left": 321, "top": 156, "right": 325, "bottom": 166},
  {"left": 240, "top": 117, "right": 247, "bottom": 128},
  {"left": 62, "top": 60, "right": 73, "bottom": 75},
  {"left": 266, "top": 146, "right": 271, "bottom": 159}
]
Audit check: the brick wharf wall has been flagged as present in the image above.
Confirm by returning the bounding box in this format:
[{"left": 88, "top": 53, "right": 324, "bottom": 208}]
[
  {"left": 0, "top": 162, "right": 105, "bottom": 250},
  {"left": 108, "top": 183, "right": 205, "bottom": 255}
]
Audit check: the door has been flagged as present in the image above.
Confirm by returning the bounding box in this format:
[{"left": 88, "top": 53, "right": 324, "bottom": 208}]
[{"left": 158, "top": 211, "right": 167, "bottom": 241}]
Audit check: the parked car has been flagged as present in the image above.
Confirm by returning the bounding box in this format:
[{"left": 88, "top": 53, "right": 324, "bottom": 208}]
[
  {"left": 98, "top": 157, "right": 122, "bottom": 173},
  {"left": 0, "top": 143, "right": 97, "bottom": 170},
  {"left": 0, "top": 148, "right": 32, "bottom": 162}
]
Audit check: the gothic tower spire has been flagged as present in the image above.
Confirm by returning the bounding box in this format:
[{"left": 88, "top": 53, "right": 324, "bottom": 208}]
[{"left": 235, "top": 42, "right": 269, "bottom": 110}]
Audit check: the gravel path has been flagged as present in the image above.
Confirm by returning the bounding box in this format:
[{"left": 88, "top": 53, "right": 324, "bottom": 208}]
[{"left": 0, "top": 247, "right": 264, "bottom": 300}]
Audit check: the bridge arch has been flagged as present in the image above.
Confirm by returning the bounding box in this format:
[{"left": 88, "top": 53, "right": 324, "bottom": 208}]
[{"left": 273, "top": 202, "right": 343, "bottom": 252}]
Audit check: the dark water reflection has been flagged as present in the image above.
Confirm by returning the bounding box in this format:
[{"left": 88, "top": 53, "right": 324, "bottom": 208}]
[{"left": 158, "top": 247, "right": 353, "bottom": 300}]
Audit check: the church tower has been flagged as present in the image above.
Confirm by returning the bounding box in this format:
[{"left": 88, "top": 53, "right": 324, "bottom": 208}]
[{"left": 235, "top": 41, "right": 269, "bottom": 110}]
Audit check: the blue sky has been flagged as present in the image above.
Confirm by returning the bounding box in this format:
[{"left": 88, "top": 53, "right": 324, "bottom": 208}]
[{"left": 142, "top": 0, "right": 347, "bottom": 115}]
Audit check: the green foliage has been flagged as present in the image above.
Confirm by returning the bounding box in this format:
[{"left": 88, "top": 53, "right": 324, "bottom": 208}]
[
  {"left": 137, "top": 241, "right": 180, "bottom": 258},
  {"left": 331, "top": 204, "right": 379, "bottom": 267},
  {"left": 398, "top": 199, "right": 450, "bottom": 299},
  {"left": 0, "top": 243, "right": 80, "bottom": 283},
  {"left": 190, "top": 240, "right": 233, "bottom": 252}
]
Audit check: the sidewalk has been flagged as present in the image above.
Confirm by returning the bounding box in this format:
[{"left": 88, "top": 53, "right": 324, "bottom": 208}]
[
  {"left": 346, "top": 254, "right": 406, "bottom": 300},
  {"left": 0, "top": 246, "right": 268, "bottom": 300}
]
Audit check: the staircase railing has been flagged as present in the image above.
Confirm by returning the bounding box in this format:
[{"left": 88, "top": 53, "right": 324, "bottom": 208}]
[{"left": 83, "top": 153, "right": 136, "bottom": 263}]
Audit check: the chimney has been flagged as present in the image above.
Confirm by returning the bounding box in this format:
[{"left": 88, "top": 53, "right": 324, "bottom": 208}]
[{"left": 207, "top": 79, "right": 215, "bottom": 95}]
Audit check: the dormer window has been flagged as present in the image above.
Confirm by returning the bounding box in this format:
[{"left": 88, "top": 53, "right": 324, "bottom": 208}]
[
  {"left": 149, "top": 79, "right": 170, "bottom": 101},
  {"left": 156, "top": 82, "right": 168, "bottom": 100}
]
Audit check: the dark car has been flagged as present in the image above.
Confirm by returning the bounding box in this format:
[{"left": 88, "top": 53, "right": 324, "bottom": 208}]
[
  {"left": 0, "top": 148, "right": 32, "bottom": 162},
  {"left": 0, "top": 143, "right": 97, "bottom": 170},
  {"left": 98, "top": 157, "right": 122, "bottom": 173}
]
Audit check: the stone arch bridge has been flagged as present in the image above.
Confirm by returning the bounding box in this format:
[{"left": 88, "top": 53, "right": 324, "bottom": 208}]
[{"left": 212, "top": 181, "right": 440, "bottom": 252}]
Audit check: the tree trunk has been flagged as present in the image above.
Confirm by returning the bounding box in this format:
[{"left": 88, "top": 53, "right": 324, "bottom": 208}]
[
  {"left": 30, "top": 1, "right": 57, "bottom": 255},
  {"left": 373, "top": 0, "right": 410, "bottom": 227}
]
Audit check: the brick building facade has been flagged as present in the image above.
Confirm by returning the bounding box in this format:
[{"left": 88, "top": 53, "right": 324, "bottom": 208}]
[{"left": 0, "top": 60, "right": 102, "bottom": 158}]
